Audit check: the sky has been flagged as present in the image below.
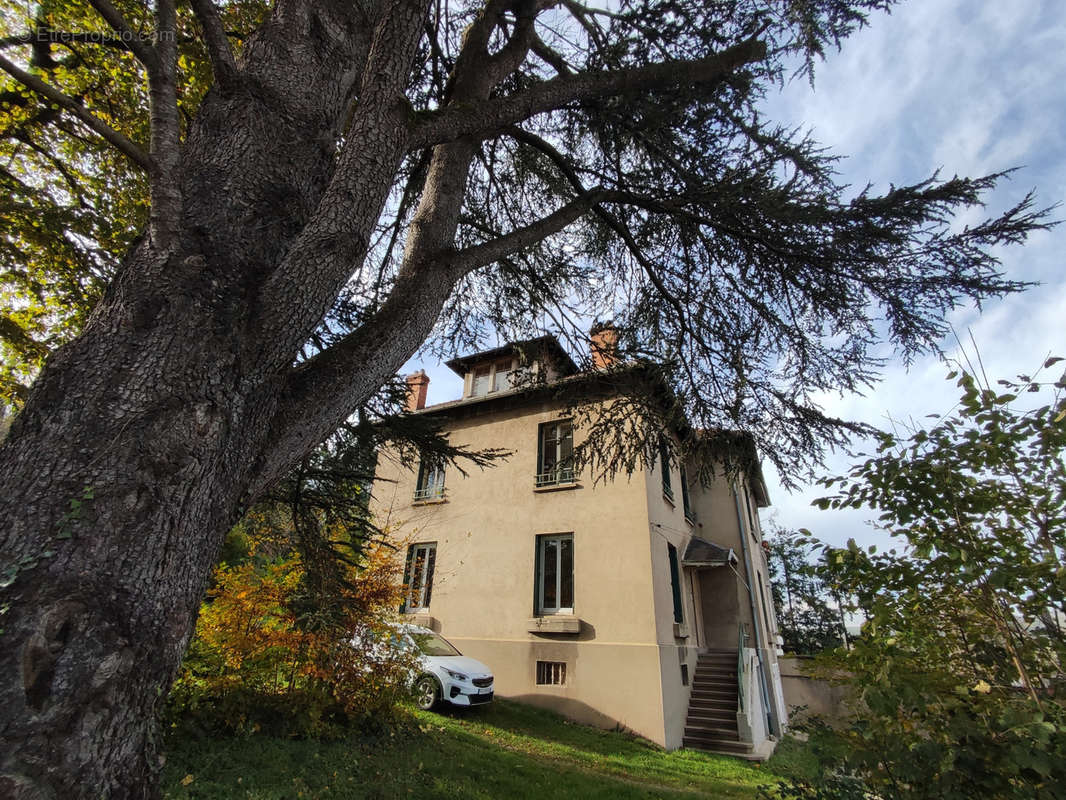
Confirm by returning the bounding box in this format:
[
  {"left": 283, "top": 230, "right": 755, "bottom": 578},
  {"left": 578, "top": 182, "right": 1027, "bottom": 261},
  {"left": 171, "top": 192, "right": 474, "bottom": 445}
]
[
  {"left": 405, "top": 0, "right": 1066, "bottom": 552},
  {"left": 756, "top": 0, "right": 1066, "bottom": 549}
]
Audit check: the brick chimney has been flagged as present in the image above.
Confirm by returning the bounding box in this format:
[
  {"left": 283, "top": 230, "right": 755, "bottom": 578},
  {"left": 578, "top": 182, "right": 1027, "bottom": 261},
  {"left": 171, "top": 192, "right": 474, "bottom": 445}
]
[
  {"left": 405, "top": 370, "right": 430, "bottom": 411},
  {"left": 590, "top": 322, "right": 619, "bottom": 369}
]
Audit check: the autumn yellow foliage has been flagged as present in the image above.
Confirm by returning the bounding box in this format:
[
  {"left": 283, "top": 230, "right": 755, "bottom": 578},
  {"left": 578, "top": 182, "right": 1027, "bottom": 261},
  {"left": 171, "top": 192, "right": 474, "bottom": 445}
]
[{"left": 169, "top": 507, "right": 415, "bottom": 736}]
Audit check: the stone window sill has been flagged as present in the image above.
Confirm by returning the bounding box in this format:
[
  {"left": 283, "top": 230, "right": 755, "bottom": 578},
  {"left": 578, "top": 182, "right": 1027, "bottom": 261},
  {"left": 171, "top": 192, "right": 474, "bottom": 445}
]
[
  {"left": 533, "top": 482, "right": 581, "bottom": 493},
  {"left": 404, "top": 612, "right": 437, "bottom": 630},
  {"left": 527, "top": 615, "right": 581, "bottom": 634}
]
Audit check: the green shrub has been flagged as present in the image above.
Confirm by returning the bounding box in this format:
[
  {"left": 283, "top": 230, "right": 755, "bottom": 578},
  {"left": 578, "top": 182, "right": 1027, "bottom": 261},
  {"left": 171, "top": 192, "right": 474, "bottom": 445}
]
[{"left": 771, "top": 363, "right": 1066, "bottom": 799}]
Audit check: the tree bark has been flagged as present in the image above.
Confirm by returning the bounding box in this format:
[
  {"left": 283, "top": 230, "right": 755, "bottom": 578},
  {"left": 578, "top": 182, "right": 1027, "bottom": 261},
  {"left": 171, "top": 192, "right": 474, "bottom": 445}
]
[
  {"left": 0, "top": 0, "right": 774, "bottom": 794},
  {"left": 0, "top": 1, "right": 425, "bottom": 796}
]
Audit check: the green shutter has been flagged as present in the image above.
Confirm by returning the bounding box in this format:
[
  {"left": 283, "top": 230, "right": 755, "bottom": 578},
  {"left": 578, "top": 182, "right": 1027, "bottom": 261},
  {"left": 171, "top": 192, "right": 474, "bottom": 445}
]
[
  {"left": 659, "top": 438, "right": 672, "bottom": 495},
  {"left": 536, "top": 423, "right": 545, "bottom": 482},
  {"left": 400, "top": 546, "right": 414, "bottom": 613},
  {"left": 424, "top": 546, "right": 436, "bottom": 607},
  {"left": 533, "top": 535, "right": 542, "bottom": 615},
  {"left": 560, "top": 422, "right": 573, "bottom": 478},
  {"left": 668, "top": 544, "right": 683, "bottom": 624},
  {"left": 680, "top": 466, "right": 692, "bottom": 518}
]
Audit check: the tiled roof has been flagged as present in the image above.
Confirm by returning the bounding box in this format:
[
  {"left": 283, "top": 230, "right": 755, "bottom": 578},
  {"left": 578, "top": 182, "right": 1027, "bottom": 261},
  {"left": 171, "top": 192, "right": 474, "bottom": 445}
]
[{"left": 443, "top": 335, "right": 578, "bottom": 377}]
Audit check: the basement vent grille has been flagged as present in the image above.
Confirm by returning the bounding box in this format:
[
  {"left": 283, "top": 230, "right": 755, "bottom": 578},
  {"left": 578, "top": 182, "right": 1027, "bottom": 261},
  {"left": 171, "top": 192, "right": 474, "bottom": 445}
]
[{"left": 536, "top": 660, "right": 567, "bottom": 686}]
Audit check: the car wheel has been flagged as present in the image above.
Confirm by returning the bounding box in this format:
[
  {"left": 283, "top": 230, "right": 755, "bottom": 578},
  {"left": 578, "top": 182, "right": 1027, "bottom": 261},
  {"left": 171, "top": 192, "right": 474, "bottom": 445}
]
[{"left": 414, "top": 674, "right": 440, "bottom": 711}]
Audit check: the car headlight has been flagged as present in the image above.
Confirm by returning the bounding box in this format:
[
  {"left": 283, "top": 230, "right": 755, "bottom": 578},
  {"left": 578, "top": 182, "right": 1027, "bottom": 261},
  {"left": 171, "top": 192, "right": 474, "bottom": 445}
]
[{"left": 443, "top": 669, "right": 468, "bottom": 681}]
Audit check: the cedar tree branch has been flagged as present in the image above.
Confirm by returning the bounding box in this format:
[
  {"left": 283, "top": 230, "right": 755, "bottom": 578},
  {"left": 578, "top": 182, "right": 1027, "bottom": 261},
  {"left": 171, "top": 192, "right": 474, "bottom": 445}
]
[
  {"left": 256, "top": 189, "right": 611, "bottom": 491},
  {"left": 411, "top": 35, "right": 767, "bottom": 149},
  {"left": 506, "top": 127, "right": 728, "bottom": 397},
  {"left": 530, "top": 33, "right": 574, "bottom": 75},
  {"left": 442, "top": 187, "right": 614, "bottom": 278},
  {"left": 252, "top": 0, "right": 432, "bottom": 363}
]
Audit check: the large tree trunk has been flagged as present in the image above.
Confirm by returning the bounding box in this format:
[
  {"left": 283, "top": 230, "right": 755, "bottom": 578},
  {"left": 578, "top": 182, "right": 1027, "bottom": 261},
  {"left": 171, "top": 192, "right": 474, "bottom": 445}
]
[
  {"left": 0, "top": 226, "right": 320, "bottom": 798},
  {"left": 0, "top": 1, "right": 439, "bottom": 796},
  {"left": 0, "top": 301, "right": 270, "bottom": 798}
]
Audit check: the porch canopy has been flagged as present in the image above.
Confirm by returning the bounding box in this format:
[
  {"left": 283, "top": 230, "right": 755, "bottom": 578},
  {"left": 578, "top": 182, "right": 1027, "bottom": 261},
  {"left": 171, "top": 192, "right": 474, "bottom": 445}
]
[{"left": 682, "top": 536, "right": 738, "bottom": 568}]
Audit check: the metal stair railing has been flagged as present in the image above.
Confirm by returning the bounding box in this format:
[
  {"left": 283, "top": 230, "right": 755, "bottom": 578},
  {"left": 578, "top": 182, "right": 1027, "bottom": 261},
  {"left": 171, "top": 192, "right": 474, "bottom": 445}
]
[{"left": 737, "top": 623, "right": 748, "bottom": 715}]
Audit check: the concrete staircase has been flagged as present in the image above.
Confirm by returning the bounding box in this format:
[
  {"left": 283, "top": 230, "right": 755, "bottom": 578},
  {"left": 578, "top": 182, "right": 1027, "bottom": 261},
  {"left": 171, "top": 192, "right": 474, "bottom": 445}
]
[{"left": 681, "top": 649, "right": 754, "bottom": 757}]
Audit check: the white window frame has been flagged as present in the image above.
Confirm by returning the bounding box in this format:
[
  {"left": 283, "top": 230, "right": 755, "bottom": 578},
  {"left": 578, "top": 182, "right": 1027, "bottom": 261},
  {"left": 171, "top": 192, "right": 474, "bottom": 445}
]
[
  {"left": 414, "top": 458, "right": 445, "bottom": 500},
  {"left": 536, "top": 419, "right": 575, "bottom": 486},
  {"left": 404, "top": 542, "right": 436, "bottom": 611},
  {"left": 537, "top": 533, "right": 574, "bottom": 615}
]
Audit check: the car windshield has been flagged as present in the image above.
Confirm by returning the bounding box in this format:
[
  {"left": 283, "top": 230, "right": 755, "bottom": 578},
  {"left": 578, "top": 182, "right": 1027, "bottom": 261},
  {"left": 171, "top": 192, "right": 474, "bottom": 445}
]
[{"left": 409, "top": 631, "right": 461, "bottom": 657}]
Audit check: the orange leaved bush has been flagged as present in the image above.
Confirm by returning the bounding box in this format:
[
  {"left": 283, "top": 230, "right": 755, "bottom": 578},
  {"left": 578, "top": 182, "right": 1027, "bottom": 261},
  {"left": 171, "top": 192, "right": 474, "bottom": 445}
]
[{"left": 168, "top": 507, "right": 416, "bottom": 737}]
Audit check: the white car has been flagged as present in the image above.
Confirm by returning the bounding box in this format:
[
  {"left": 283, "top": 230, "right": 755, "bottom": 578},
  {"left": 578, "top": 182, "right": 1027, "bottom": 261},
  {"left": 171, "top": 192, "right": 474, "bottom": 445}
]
[{"left": 394, "top": 625, "right": 495, "bottom": 711}]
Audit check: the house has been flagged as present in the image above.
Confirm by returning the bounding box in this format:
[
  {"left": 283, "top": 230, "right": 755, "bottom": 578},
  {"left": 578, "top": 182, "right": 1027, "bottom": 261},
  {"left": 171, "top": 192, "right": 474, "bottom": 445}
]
[{"left": 371, "top": 330, "right": 788, "bottom": 757}]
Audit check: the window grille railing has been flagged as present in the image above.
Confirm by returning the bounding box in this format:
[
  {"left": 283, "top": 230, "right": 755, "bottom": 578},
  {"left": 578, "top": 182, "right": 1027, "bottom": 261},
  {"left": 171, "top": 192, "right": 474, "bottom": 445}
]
[
  {"left": 413, "top": 484, "right": 445, "bottom": 501},
  {"left": 535, "top": 466, "right": 575, "bottom": 487}
]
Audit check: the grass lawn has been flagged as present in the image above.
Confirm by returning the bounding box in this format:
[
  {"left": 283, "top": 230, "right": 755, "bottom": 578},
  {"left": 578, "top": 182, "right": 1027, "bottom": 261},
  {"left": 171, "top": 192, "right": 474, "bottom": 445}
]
[{"left": 162, "top": 699, "right": 809, "bottom": 799}]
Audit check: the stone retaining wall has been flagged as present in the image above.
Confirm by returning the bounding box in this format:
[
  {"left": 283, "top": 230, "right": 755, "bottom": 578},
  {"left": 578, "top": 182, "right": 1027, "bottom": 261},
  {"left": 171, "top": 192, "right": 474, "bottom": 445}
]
[{"left": 779, "top": 656, "right": 851, "bottom": 723}]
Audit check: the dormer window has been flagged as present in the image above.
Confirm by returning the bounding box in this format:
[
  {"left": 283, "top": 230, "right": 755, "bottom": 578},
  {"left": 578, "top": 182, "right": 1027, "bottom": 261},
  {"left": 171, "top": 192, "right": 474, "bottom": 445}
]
[
  {"left": 492, "top": 359, "right": 513, "bottom": 392},
  {"left": 472, "top": 365, "right": 491, "bottom": 396},
  {"left": 445, "top": 337, "right": 578, "bottom": 399},
  {"left": 468, "top": 357, "right": 516, "bottom": 397}
]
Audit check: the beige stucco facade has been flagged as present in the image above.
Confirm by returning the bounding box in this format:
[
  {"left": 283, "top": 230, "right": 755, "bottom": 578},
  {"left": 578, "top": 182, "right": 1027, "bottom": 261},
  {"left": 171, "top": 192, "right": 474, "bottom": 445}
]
[{"left": 373, "top": 346, "right": 786, "bottom": 750}]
